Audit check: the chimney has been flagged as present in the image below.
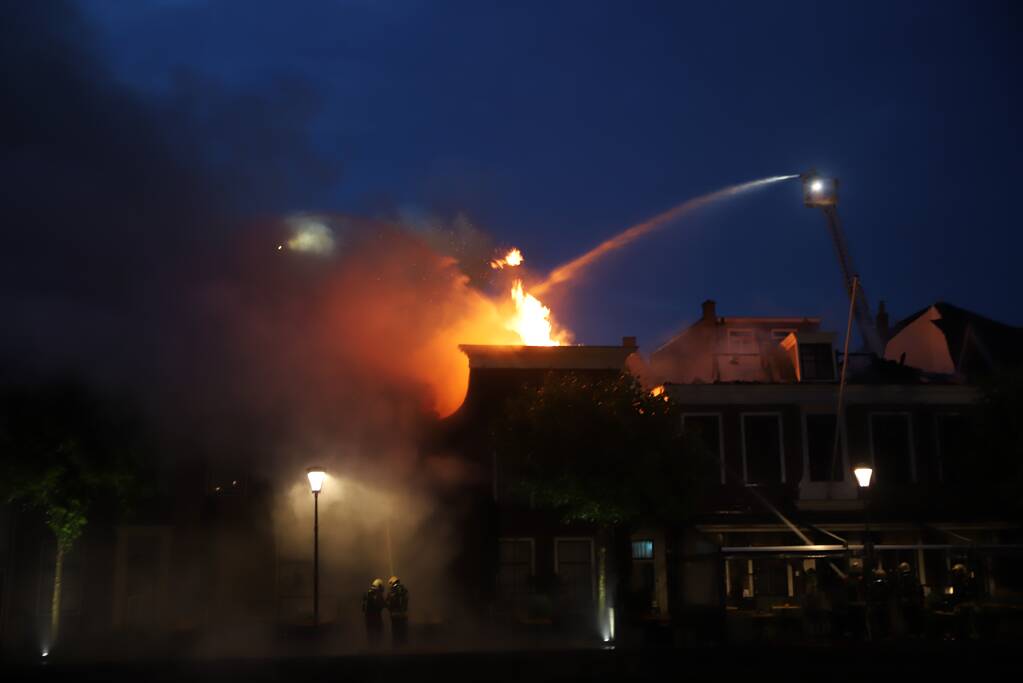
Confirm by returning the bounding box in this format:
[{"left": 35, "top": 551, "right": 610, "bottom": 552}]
[
  {"left": 701, "top": 299, "right": 717, "bottom": 323},
  {"left": 622, "top": 336, "right": 637, "bottom": 349},
  {"left": 876, "top": 300, "right": 890, "bottom": 342}
]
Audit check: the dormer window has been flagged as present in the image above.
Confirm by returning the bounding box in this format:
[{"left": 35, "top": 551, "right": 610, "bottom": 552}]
[
  {"left": 771, "top": 328, "right": 796, "bottom": 343},
  {"left": 798, "top": 343, "right": 836, "bottom": 381}
]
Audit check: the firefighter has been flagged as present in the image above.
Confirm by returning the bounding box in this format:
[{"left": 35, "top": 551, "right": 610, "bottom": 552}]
[
  {"left": 386, "top": 575, "right": 410, "bottom": 647},
  {"left": 362, "top": 578, "right": 386, "bottom": 647}
]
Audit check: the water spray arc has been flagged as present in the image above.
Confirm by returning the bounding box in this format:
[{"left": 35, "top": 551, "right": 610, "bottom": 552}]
[{"left": 530, "top": 175, "right": 799, "bottom": 296}]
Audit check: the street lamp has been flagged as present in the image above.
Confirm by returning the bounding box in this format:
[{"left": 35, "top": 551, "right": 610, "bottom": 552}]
[
  {"left": 307, "top": 466, "right": 326, "bottom": 626},
  {"left": 853, "top": 464, "right": 873, "bottom": 488},
  {"left": 853, "top": 462, "right": 874, "bottom": 639}
]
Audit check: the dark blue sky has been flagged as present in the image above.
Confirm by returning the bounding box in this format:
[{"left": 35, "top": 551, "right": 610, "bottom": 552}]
[{"left": 81, "top": 0, "right": 1020, "bottom": 349}]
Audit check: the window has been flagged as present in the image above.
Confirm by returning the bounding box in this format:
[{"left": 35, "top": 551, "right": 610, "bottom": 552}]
[
  {"left": 682, "top": 414, "right": 724, "bottom": 483},
  {"left": 742, "top": 414, "right": 784, "bottom": 484},
  {"left": 937, "top": 414, "right": 972, "bottom": 483},
  {"left": 806, "top": 414, "right": 842, "bottom": 482},
  {"left": 753, "top": 559, "right": 791, "bottom": 598},
  {"left": 631, "top": 540, "right": 654, "bottom": 560},
  {"left": 870, "top": 413, "right": 914, "bottom": 484},
  {"left": 728, "top": 329, "right": 756, "bottom": 353},
  {"left": 555, "top": 538, "right": 593, "bottom": 608},
  {"left": 771, "top": 328, "right": 796, "bottom": 343},
  {"left": 497, "top": 539, "right": 534, "bottom": 608},
  {"left": 630, "top": 539, "right": 656, "bottom": 612},
  {"left": 725, "top": 559, "right": 755, "bottom": 601},
  {"left": 798, "top": 343, "right": 836, "bottom": 381}
]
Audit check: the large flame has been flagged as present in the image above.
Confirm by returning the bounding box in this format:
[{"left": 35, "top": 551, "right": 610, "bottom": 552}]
[
  {"left": 507, "top": 279, "right": 565, "bottom": 346},
  {"left": 491, "top": 247, "right": 567, "bottom": 347},
  {"left": 490, "top": 247, "right": 523, "bottom": 269}
]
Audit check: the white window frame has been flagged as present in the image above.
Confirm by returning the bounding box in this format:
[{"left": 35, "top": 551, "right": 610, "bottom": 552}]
[
  {"left": 727, "top": 328, "right": 757, "bottom": 354},
  {"left": 800, "top": 409, "right": 848, "bottom": 483},
  {"left": 682, "top": 412, "right": 726, "bottom": 484},
  {"left": 868, "top": 412, "right": 917, "bottom": 484},
  {"left": 740, "top": 412, "right": 786, "bottom": 485},
  {"left": 553, "top": 536, "right": 595, "bottom": 601}
]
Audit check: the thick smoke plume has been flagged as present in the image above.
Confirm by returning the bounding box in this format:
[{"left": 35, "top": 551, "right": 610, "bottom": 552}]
[
  {"left": 1, "top": 2, "right": 519, "bottom": 646},
  {"left": 1, "top": 2, "right": 520, "bottom": 444}
]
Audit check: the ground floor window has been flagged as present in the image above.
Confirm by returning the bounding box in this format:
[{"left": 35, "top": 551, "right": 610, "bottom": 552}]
[
  {"left": 555, "top": 538, "right": 593, "bottom": 609},
  {"left": 496, "top": 538, "right": 534, "bottom": 610},
  {"left": 629, "top": 539, "right": 656, "bottom": 613}
]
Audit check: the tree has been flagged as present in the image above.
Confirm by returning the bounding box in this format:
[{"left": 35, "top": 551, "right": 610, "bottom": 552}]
[
  {"left": 493, "top": 371, "right": 715, "bottom": 622},
  {"left": 1, "top": 379, "right": 142, "bottom": 650}
]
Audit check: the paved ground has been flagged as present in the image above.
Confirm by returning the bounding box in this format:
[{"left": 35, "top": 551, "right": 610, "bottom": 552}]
[{"left": 4, "top": 643, "right": 1018, "bottom": 683}]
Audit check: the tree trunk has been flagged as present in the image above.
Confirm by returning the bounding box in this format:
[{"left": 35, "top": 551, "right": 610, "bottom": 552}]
[{"left": 50, "top": 543, "right": 64, "bottom": 649}]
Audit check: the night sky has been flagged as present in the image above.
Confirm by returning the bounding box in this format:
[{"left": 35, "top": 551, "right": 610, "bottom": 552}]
[{"left": 6, "top": 1, "right": 1022, "bottom": 357}]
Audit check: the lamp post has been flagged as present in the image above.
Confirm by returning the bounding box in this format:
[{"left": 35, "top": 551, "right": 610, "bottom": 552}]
[
  {"left": 854, "top": 463, "right": 873, "bottom": 639},
  {"left": 853, "top": 463, "right": 873, "bottom": 558},
  {"left": 307, "top": 467, "right": 326, "bottom": 626}
]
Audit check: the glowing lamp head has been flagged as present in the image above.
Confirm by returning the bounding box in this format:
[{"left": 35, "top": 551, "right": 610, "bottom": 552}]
[
  {"left": 802, "top": 170, "right": 838, "bottom": 207},
  {"left": 853, "top": 464, "right": 873, "bottom": 488},
  {"left": 306, "top": 467, "right": 326, "bottom": 493}
]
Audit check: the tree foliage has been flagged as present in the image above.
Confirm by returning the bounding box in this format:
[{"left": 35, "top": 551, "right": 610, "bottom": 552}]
[
  {"left": 494, "top": 372, "right": 714, "bottom": 527},
  {"left": 0, "top": 379, "right": 142, "bottom": 549}
]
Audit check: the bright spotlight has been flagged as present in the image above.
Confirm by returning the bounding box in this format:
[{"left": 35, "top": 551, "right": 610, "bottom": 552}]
[{"left": 802, "top": 171, "right": 838, "bottom": 208}]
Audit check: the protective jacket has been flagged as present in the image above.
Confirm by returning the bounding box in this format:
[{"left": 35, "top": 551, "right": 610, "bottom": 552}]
[
  {"left": 363, "top": 588, "right": 386, "bottom": 618},
  {"left": 386, "top": 582, "right": 409, "bottom": 618}
]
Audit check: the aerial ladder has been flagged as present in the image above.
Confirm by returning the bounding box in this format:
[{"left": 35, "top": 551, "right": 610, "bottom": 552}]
[{"left": 800, "top": 171, "right": 883, "bottom": 356}]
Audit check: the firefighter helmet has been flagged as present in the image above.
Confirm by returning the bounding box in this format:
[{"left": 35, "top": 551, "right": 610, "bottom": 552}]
[
  {"left": 371, "top": 578, "right": 385, "bottom": 591},
  {"left": 898, "top": 561, "right": 911, "bottom": 574},
  {"left": 388, "top": 576, "right": 400, "bottom": 587}
]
